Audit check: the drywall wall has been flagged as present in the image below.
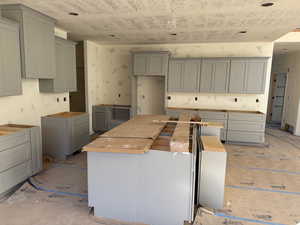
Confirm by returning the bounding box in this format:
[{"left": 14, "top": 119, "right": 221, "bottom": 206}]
[
  {"left": 0, "top": 28, "right": 70, "bottom": 127},
  {"left": 137, "top": 76, "right": 165, "bottom": 115},
  {"left": 85, "top": 42, "right": 273, "bottom": 125},
  {"left": 272, "top": 52, "right": 300, "bottom": 135}
]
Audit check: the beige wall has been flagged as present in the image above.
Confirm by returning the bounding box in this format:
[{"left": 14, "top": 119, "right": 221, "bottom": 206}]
[
  {"left": 272, "top": 52, "right": 300, "bottom": 135},
  {"left": 0, "top": 28, "right": 70, "bottom": 127},
  {"left": 85, "top": 42, "right": 273, "bottom": 125}
]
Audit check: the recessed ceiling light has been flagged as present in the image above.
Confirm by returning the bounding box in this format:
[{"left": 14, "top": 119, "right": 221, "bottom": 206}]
[
  {"left": 261, "top": 2, "right": 274, "bottom": 7},
  {"left": 109, "top": 34, "right": 116, "bottom": 37},
  {"left": 239, "top": 31, "right": 247, "bottom": 34},
  {"left": 69, "top": 12, "right": 79, "bottom": 16},
  {"left": 170, "top": 33, "right": 177, "bottom": 36}
]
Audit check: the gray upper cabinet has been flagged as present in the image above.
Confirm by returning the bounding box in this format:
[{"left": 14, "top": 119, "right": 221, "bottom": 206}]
[
  {"left": 133, "top": 52, "right": 169, "bottom": 76},
  {"left": 168, "top": 59, "right": 200, "bottom": 92},
  {"left": 0, "top": 18, "right": 22, "bottom": 97},
  {"left": 168, "top": 59, "right": 184, "bottom": 92},
  {"left": 245, "top": 59, "right": 267, "bottom": 94},
  {"left": 39, "top": 37, "right": 77, "bottom": 93},
  {"left": 229, "top": 58, "right": 268, "bottom": 94},
  {"left": 200, "top": 58, "right": 230, "bottom": 93},
  {"left": 1, "top": 4, "right": 56, "bottom": 79}
]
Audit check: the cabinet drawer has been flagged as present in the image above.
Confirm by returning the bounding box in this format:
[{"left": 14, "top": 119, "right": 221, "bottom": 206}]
[
  {"left": 228, "top": 112, "right": 266, "bottom": 122},
  {"left": 228, "top": 120, "right": 265, "bottom": 132},
  {"left": 94, "top": 106, "right": 111, "bottom": 113},
  {"left": 0, "top": 130, "right": 29, "bottom": 152},
  {"left": 201, "top": 118, "right": 227, "bottom": 129},
  {"left": 227, "top": 131, "right": 265, "bottom": 143},
  {"left": 0, "top": 143, "right": 31, "bottom": 173},
  {"left": 166, "top": 109, "right": 198, "bottom": 118},
  {"left": 0, "top": 160, "right": 31, "bottom": 194},
  {"left": 198, "top": 111, "right": 228, "bottom": 120}
]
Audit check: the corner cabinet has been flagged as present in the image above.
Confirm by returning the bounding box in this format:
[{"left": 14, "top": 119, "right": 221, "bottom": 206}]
[
  {"left": 229, "top": 58, "right": 268, "bottom": 94},
  {"left": 168, "top": 59, "right": 201, "bottom": 92},
  {"left": 39, "top": 37, "right": 77, "bottom": 93},
  {"left": 1, "top": 4, "right": 56, "bottom": 79},
  {"left": 200, "top": 58, "right": 230, "bottom": 93},
  {"left": 133, "top": 52, "right": 169, "bottom": 76},
  {"left": 0, "top": 18, "right": 22, "bottom": 97}
]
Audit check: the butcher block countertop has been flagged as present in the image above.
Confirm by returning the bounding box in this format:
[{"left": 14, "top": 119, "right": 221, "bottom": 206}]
[
  {"left": 0, "top": 124, "right": 35, "bottom": 136},
  {"left": 167, "top": 107, "right": 265, "bottom": 114},
  {"left": 46, "top": 112, "right": 86, "bottom": 118}
]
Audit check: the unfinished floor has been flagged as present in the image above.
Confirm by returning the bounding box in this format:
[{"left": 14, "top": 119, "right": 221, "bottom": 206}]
[{"left": 0, "top": 128, "right": 300, "bottom": 225}]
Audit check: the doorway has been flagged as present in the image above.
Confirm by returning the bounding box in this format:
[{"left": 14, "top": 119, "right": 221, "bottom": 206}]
[
  {"left": 70, "top": 41, "right": 86, "bottom": 112},
  {"left": 268, "top": 72, "right": 287, "bottom": 125}
]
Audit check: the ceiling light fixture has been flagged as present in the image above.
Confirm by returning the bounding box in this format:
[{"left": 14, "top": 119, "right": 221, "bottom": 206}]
[
  {"left": 239, "top": 31, "right": 247, "bottom": 34},
  {"left": 170, "top": 33, "right": 177, "bottom": 36},
  {"left": 109, "top": 34, "right": 116, "bottom": 37},
  {"left": 261, "top": 2, "right": 274, "bottom": 7},
  {"left": 69, "top": 12, "right": 79, "bottom": 16}
]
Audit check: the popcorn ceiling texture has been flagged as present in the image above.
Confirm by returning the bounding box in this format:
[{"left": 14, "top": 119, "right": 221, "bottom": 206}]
[{"left": 1, "top": 0, "right": 299, "bottom": 44}]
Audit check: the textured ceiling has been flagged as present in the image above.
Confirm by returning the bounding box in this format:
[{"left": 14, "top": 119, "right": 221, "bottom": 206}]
[
  {"left": 0, "top": 0, "right": 300, "bottom": 44},
  {"left": 274, "top": 42, "right": 300, "bottom": 55}
]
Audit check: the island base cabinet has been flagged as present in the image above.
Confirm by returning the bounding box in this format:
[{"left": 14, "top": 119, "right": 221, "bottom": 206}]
[{"left": 87, "top": 150, "right": 195, "bottom": 225}]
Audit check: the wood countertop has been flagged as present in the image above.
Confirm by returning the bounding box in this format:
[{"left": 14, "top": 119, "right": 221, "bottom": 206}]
[
  {"left": 201, "top": 136, "right": 226, "bottom": 152},
  {"left": 167, "top": 107, "right": 265, "bottom": 114},
  {"left": 45, "top": 112, "right": 86, "bottom": 118},
  {"left": 0, "top": 124, "right": 35, "bottom": 136}
]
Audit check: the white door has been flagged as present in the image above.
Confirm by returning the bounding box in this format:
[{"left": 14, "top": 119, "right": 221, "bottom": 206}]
[{"left": 271, "top": 73, "right": 287, "bottom": 123}]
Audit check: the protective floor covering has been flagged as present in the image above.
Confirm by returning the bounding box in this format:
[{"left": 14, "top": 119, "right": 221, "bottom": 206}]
[{"left": 0, "top": 128, "right": 300, "bottom": 225}]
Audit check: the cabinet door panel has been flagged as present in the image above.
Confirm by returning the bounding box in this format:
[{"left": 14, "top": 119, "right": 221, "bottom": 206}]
[
  {"left": 39, "top": 19, "right": 55, "bottom": 78},
  {"left": 63, "top": 42, "right": 77, "bottom": 92},
  {"left": 148, "top": 54, "right": 166, "bottom": 75},
  {"left": 182, "top": 60, "right": 200, "bottom": 92},
  {"left": 168, "top": 60, "right": 184, "bottom": 92},
  {"left": 213, "top": 60, "right": 229, "bottom": 93},
  {"left": 133, "top": 54, "right": 147, "bottom": 75},
  {"left": 245, "top": 60, "right": 267, "bottom": 94},
  {"left": 229, "top": 60, "right": 246, "bottom": 93},
  {"left": 22, "top": 12, "right": 41, "bottom": 78},
  {"left": 53, "top": 40, "right": 66, "bottom": 92},
  {"left": 200, "top": 60, "right": 214, "bottom": 92},
  {"left": 0, "top": 20, "right": 22, "bottom": 96}
]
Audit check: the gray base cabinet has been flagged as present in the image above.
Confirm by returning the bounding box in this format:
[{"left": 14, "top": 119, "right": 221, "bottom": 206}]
[
  {"left": 198, "top": 138, "right": 227, "bottom": 209},
  {"left": 227, "top": 112, "right": 266, "bottom": 144},
  {"left": 167, "top": 108, "right": 266, "bottom": 144},
  {"left": 39, "top": 37, "right": 77, "bottom": 93},
  {"left": 92, "top": 105, "right": 130, "bottom": 133},
  {"left": 42, "top": 112, "right": 89, "bottom": 160},
  {"left": 0, "top": 124, "right": 42, "bottom": 197},
  {"left": 1, "top": 4, "right": 56, "bottom": 79},
  {"left": 0, "top": 18, "right": 22, "bottom": 97}
]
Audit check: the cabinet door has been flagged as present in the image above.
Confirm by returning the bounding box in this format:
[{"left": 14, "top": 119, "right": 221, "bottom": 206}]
[
  {"left": 133, "top": 54, "right": 147, "bottom": 75},
  {"left": 200, "top": 60, "right": 214, "bottom": 92},
  {"left": 147, "top": 54, "right": 167, "bottom": 76},
  {"left": 213, "top": 60, "right": 230, "bottom": 93},
  {"left": 38, "top": 19, "right": 55, "bottom": 79},
  {"left": 53, "top": 39, "right": 66, "bottom": 92},
  {"left": 168, "top": 60, "right": 184, "bottom": 92},
  {"left": 229, "top": 59, "right": 246, "bottom": 93},
  {"left": 0, "top": 20, "right": 22, "bottom": 96},
  {"left": 245, "top": 59, "right": 267, "bottom": 94},
  {"left": 182, "top": 60, "right": 200, "bottom": 92}
]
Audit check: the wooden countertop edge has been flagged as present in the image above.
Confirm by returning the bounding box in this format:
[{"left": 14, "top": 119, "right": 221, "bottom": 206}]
[{"left": 167, "top": 107, "right": 265, "bottom": 114}]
